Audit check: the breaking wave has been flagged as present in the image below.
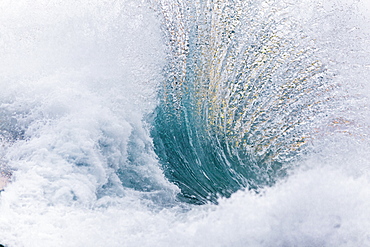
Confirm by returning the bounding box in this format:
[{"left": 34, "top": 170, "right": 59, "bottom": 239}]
[{"left": 0, "top": 0, "right": 370, "bottom": 246}]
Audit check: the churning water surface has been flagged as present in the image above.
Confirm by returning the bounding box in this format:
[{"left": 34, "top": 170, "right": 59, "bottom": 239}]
[{"left": 0, "top": 0, "right": 370, "bottom": 246}]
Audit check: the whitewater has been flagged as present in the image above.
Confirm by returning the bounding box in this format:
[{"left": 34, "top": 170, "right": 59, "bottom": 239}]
[{"left": 0, "top": 0, "right": 370, "bottom": 246}]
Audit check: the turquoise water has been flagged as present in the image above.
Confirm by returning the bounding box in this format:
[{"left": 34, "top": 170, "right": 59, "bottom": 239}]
[
  {"left": 152, "top": 0, "right": 338, "bottom": 204},
  {"left": 0, "top": 0, "right": 370, "bottom": 246}
]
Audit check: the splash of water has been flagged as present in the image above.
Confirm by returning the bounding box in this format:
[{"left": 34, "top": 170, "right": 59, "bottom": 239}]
[
  {"left": 0, "top": 0, "right": 369, "bottom": 246},
  {"left": 152, "top": 0, "right": 370, "bottom": 204}
]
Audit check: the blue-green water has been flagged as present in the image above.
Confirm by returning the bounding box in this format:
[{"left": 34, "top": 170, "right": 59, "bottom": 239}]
[{"left": 152, "top": 0, "right": 337, "bottom": 204}]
